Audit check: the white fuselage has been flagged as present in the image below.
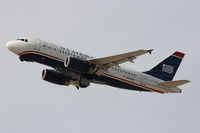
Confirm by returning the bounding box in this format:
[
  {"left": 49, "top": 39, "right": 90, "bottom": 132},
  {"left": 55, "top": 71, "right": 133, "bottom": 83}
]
[{"left": 7, "top": 37, "right": 181, "bottom": 93}]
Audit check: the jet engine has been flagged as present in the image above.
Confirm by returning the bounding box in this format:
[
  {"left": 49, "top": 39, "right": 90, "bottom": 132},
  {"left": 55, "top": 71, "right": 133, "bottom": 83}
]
[
  {"left": 64, "top": 57, "right": 96, "bottom": 74},
  {"left": 42, "top": 69, "right": 70, "bottom": 85}
]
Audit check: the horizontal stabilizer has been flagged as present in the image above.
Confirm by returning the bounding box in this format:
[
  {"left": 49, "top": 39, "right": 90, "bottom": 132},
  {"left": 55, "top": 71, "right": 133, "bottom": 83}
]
[{"left": 159, "top": 80, "right": 190, "bottom": 88}]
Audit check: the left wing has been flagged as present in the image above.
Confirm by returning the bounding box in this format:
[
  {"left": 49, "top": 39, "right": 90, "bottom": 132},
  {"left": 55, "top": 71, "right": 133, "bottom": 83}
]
[{"left": 88, "top": 49, "right": 153, "bottom": 75}]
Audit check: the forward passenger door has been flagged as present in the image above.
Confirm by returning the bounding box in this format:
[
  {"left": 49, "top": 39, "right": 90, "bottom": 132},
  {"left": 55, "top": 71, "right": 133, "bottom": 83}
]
[{"left": 34, "top": 39, "right": 42, "bottom": 51}]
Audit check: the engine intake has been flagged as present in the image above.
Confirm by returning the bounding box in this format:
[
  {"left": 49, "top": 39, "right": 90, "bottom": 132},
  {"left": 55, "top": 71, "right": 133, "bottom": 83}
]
[
  {"left": 42, "top": 69, "right": 70, "bottom": 85},
  {"left": 64, "top": 57, "right": 96, "bottom": 74}
]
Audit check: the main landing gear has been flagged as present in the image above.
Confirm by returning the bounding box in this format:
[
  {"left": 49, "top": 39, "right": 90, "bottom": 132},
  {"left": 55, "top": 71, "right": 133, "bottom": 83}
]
[{"left": 76, "top": 86, "right": 79, "bottom": 90}]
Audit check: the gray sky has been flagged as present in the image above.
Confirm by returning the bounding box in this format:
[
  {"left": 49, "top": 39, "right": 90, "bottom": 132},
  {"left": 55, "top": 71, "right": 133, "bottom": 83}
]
[{"left": 0, "top": 0, "right": 200, "bottom": 133}]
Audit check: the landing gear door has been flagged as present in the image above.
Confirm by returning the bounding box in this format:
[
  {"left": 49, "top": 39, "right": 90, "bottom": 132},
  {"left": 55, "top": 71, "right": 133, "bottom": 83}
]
[{"left": 35, "top": 39, "right": 42, "bottom": 51}]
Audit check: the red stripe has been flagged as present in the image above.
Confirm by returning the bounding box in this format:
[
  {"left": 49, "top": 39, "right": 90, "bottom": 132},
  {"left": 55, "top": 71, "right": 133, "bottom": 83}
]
[
  {"left": 173, "top": 51, "right": 185, "bottom": 59},
  {"left": 103, "top": 73, "right": 164, "bottom": 93},
  {"left": 19, "top": 50, "right": 164, "bottom": 93},
  {"left": 19, "top": 51, "right": 65, "bottom": 62}
]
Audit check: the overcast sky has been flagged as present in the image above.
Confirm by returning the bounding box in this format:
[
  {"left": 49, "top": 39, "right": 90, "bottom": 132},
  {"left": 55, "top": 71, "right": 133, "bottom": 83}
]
[{"left": 0, "top": 0, "right": 200, "bottom": 133}]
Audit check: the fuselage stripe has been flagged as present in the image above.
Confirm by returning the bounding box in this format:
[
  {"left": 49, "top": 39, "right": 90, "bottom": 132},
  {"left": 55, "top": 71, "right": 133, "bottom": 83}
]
[
  {"left": 19, "top": 51, "right": 65, "bottom": 62},
  {"left": 19, "top": 50, "right": 164, "bottom": 93},
  {"left": 103, "top": 73, "right": 163, "bottom": 93}
]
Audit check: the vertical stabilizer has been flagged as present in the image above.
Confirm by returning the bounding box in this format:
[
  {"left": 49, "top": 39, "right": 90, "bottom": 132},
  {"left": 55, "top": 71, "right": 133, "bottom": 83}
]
[{"left": 144, "top": 51, "right": 185, "bottom": 81}]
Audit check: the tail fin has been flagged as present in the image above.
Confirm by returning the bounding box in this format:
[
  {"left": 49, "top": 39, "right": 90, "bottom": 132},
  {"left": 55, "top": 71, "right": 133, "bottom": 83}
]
[{"left": 144, "top": 51, "right": 185, "bottom": 81}]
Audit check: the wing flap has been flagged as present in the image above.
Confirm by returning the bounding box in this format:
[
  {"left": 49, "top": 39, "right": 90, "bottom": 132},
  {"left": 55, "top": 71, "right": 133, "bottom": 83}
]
[{"left": 159, "top": 80, "right": 190, "bottom": 88}]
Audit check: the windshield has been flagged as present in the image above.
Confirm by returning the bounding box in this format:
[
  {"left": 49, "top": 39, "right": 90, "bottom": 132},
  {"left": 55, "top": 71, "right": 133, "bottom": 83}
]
[{"left": 16, "top": 38, "right": 28, "bottom": 42}]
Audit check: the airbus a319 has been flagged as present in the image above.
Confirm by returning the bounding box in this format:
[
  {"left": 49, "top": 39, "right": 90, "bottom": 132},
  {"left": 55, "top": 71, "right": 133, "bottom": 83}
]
[{"left": 7, "top": 37, "right": 190, "bottom": 93}]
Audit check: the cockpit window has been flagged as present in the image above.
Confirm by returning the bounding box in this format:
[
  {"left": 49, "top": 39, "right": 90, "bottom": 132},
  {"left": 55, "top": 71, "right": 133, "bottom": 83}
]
[{"left": 16, "top": 38, "right": 28, "bottom": 42}]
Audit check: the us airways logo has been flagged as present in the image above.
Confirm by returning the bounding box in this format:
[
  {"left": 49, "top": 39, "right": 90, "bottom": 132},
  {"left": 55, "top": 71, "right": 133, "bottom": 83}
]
[{"left": 162, "top": 64, "right": 174, "bottom": 74}]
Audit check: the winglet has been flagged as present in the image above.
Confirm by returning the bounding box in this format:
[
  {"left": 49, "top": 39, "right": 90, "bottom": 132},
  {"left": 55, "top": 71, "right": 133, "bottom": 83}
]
[{"left": 147, "top": 49, "right": 154, "bottom": 54}]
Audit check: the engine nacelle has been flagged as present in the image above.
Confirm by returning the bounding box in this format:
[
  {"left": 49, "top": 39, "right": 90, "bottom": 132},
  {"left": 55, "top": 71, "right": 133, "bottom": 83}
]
[
  {"left": 42, "top": 69, "right": 70, "bottom": 86},
  {"left": 64, "top": 57, "right": 96, "bottom": 74}
]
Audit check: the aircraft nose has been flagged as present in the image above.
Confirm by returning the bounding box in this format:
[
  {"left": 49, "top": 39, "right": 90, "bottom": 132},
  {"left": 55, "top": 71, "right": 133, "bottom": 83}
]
[
  {"left": 6, "top": 41, "right": 12, "bottom": 49},
  {"left": 6, "top": 41, "right": 19, "bottom": 54},
  {"left": 7, "top": 41, "right": 14, "bottom": 50}
]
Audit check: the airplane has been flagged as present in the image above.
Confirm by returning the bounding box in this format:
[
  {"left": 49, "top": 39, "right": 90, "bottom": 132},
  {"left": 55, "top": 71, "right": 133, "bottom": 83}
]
[{"left": 6, "top": 37, "right": 190, "bottom": 93}]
